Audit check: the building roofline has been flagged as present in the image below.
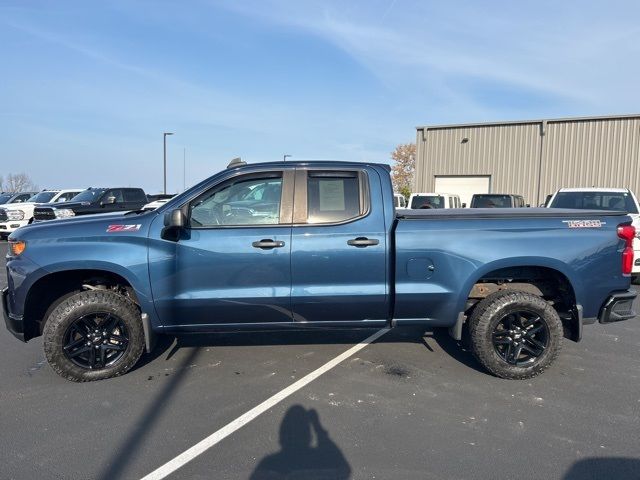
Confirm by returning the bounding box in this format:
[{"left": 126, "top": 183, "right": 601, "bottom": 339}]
[{"left": 416, "top": 113, "right": 640, "bottom": 131}]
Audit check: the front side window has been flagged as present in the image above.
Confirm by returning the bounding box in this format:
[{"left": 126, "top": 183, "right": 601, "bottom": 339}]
[
  {"left": 190, "top": 174, "right": 283, "bottom": 227},
  {"left": 104, "top": 190, "right": 124, "bottom": 203},
  {"left": 71, "top": 189, "right": 105, "bottom": 202},
  {"left": 307, "top": 172, "right": 361, "bottom": 223}
]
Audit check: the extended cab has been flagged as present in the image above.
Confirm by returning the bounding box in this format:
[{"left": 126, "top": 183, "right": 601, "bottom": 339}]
[
  {"left": 3, "top": 162, "right": 637, "bottom": 382},
  {"left": 548, "top": 188, "right": 640, "bottom": 282},
  {"left": 0, "top": 189, "right": 82, "bottom": 238},
  {"left": 33, "top": 187, "right": 147, "bottom": 221}
]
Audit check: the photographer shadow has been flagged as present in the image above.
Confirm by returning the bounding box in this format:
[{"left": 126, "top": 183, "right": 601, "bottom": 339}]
[{"left": 250, "top": 405, "right": 351, "bottom": 480}]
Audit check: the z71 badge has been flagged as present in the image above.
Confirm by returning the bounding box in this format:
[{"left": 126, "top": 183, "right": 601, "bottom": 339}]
[
  {"left": 106, "top": 224, "right": 142, "bottom": 232},
  {"left": 562, "top": 220, "right": 605, "bottom": 228}
]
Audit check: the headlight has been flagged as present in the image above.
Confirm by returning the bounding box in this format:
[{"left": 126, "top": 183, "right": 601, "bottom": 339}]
[
  {"left": 8, "top": 240, "right": 26, "bottom": 256},
  {"left": 54, "top": 209, "right": 75, "bottom": 218},
  {"left": 6, "top": 210, "right": 25, "bottom": 221}
]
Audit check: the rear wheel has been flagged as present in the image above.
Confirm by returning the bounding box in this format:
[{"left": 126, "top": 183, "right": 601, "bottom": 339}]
[
  {"left": 43, "top": 290, "right": 144, "bottom": 382},
  {"left": 468, "top": 290, "right": 563, "bottom": 379}
]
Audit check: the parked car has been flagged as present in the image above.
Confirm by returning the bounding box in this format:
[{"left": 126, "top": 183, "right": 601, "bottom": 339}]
[
  {"left": 470, "top": 194, "right": 527, "bottom": 208},
  {"left": 3, "top": 161, "right": 636, "bottom": 382},
  {"left": 408, "top": 192, "right": 462, "bottom": 209},
  {"left": 547, "top": 187, "right": 640, "bottom": 282},
  {"left": 0, "top": 189, "right": 83, "bottom": 238},
  {"left": 393, "top": 193, "right": 407, "bottom": 209},
  {"left": 0, "top": 192, "right": 37, "bottom": 206},
  {"left": 32, "top": 187, "right": 147, "bottom": 221}
]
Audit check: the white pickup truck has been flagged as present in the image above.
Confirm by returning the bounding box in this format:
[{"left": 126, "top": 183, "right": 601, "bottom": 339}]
[
  {"left": 547, "top": 187, "right": 640, "bottom": 281},
  {"left": 0, "top": 189, "right": 82, "bottom": 238}
]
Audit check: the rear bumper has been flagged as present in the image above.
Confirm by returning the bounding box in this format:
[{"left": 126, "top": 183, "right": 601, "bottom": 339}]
[
  {"left": 2, "top": 287, "right": 25, "bottom": 342},
  {"left": 598, "top": 290, "right": 637, "bottom": 324}
]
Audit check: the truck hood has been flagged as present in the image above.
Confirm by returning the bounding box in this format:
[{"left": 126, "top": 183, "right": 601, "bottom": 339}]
[
  {"left": 10, "top": 210, "right": 155, "bottom": 241},
  {"left": 36, "top": 201, "right": 88, "bottom": 210}
]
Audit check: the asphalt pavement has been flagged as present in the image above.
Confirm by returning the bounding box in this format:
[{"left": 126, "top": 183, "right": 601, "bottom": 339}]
[{"left": 1, "top": 240, "right": 639, "bottom": 480}]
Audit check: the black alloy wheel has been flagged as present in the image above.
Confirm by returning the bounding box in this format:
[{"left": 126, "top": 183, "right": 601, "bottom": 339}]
[
  {"left": 63, "top": 313, "right": 129, "bottom": 370},
  {"left": 491, "top": 311, "right": 549, "bottom": 366},
  {"left": 43, "top": 290, "right": 145, "bottom": 381},
  {"left": 468, "top": 290, "right": 563, "bottom": 379}
]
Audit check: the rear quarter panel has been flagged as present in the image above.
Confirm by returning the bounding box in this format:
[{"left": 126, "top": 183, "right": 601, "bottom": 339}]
[{"left": 394, "top": 214, "right": 630, "bottom": 326}]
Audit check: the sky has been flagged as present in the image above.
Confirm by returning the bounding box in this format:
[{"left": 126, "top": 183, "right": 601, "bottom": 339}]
[{"left": 1, "top": 0, "right": 640, "bottom": 194}]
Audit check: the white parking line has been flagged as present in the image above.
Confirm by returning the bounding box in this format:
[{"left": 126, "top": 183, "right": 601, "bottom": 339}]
[{"left": 139, "top": 328, "right": 389, "bottom": 480}]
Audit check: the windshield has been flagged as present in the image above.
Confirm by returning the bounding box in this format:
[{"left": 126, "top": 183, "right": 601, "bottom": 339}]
[
  {"left": 70, "top": 189, "right": 105, "bottom": 202},
  {"left": 549, "top": 191, "right": 638, "bottom": 213},
  {"left": 471, "top": 195, "right": 513, "bottom": 208},
  {"left": 0, "top": 194, "right": 12, "bottom": 204},
  {"left": 27, "top": 191, "right": 57, "bottom": 203},
  {"left": 411, "top": 195, "right": 444, "bottom": 209}
]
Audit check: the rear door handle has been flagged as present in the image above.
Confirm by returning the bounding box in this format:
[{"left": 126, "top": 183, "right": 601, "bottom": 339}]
[
  {"left": 347, "top": 237, "right": 379, "bottom": 247},
  {"left": 252, "top": 239, "right": 285, "bottom": 249}
]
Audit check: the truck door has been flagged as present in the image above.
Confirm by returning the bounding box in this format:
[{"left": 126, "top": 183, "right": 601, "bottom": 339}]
[
  {"left": 289, "top": 168, "right": 388, "bottom": 324},
  {"left": 148, "top": 170, "right": 294, "bottom": 327}
]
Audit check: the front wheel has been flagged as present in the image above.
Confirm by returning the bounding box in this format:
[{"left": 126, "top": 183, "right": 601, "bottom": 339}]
[
  {"left": 468, "top": 290, "right": 563, "bottom": 379},
  {"left": 43, "top": 290, "right": 145, "bottom": 382}
]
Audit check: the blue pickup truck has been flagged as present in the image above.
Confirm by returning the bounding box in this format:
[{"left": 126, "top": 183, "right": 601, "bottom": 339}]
[{"left": 3, "top": 160, "right": 637, "bottom": 382}]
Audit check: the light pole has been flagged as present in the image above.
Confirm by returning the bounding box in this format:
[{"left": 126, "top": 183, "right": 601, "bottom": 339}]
[
  {"left": 283, "top": 154, "right": 291, "bottom": 162},
  {"left": 163, "top": 132, "right": 174, "bottom": 194}
]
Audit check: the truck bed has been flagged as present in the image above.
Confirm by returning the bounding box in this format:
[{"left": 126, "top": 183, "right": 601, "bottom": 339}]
[{"left": 396, "top": 207, "right": 628, "bottom": 220}]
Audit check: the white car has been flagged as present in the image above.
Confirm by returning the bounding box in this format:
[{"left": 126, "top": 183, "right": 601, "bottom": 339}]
[
  {"left": 547, "top": 187, "right": 640, "bottom": 281},
  {"left": 408, "top": 192, "right": 462, "bottom": 209},
  {"left": 0, "top": 189, "right": 83, "bottom": 237}
]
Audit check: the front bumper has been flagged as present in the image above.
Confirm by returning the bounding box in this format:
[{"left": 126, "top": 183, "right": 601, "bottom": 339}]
[
  {"left": 0, "top": 220, "right": 28, "bottom": 234},
  {"left": 598, "top": 290, "right": 637, "bottom": 323},
  {"left": 2, "top": 287, "right": 25, "bottom": 341}
]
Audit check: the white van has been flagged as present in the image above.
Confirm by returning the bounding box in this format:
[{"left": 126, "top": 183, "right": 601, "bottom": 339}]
[{"left": 408, "top": 192, "right": 462, "bottom": 209}]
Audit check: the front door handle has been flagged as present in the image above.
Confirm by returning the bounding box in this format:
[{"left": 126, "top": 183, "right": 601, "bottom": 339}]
[
  {"left": 347, "top": 237, "right": 379, "bottom": 248},
  {"left": 252, "top": 239, "right": 285, "bottom": 249}
]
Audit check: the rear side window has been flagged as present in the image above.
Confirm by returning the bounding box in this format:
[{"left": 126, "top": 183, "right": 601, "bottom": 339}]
[
  {"left": 124, "top": 189, "right": 147, "bottom": 203},
  {"left": 307, "top": 172, "right": 362, "bottom": 223}
]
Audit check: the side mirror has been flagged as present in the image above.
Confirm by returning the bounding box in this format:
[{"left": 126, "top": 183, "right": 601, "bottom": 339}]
[
  {"left": 162, "top": 209, "right": 185, "bottom": 241},
  {"left": 102, "top": 196, "right": 116, "bottom": 206},
  {"left": 461, "top": 203, "right": 467, "bottom": 208}
]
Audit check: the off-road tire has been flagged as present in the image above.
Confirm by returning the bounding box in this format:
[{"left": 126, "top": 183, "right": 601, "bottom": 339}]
[
  {"left": 468, "top": 290, "right": 563, "bottom": 380},
  {"left": 43, "top": 290, "right": 144, "bottom": 382}
]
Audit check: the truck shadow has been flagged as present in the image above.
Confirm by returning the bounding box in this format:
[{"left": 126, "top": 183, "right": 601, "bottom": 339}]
[
  {"left": 133, "top": 326, "right": 485, "bottom": 375},
  {"left": 563, "top": 457, "right": 640, "bottom": 480}
]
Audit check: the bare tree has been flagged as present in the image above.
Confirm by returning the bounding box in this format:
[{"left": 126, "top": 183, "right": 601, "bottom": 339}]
[
  {"left": 2, "top": 173, "right": 38, "bottom": 192},
  {"left": 390, "top": 143, "right": 416, "bottom": 198}
]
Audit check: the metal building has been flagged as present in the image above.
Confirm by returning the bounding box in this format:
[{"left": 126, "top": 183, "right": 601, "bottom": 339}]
[{"left": 414, "top": 114, "right": 640, "bottom": 206}]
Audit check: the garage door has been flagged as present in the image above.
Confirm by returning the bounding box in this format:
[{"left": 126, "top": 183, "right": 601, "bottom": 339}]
[{"left": 434, "top": 176, "right": 491, "bottom": 207}]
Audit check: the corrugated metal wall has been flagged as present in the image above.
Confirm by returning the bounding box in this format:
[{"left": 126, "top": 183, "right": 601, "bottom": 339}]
[{"left": 415, "top": 115, "right": 640, "bottom": 205}]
